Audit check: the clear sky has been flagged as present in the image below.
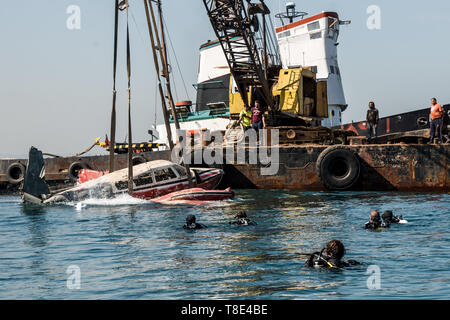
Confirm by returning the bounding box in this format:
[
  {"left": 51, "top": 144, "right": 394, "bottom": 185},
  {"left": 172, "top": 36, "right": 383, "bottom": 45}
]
[{"left": 1, "top": 0, "right": 449, "bottom": 158}]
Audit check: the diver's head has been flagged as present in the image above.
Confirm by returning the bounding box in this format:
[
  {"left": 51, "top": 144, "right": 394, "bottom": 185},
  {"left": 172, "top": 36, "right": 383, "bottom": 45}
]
[
  {"left": 382, "top": 210, "right": 393, "bottom": 223},
  {"left": 325, "top": 240, "right": 345, "bottom": 260},
  {"left": 235, "top": 211, "right": 247, "bottom": 219},
  {"left": 370, "top": 210, "right": 381, "bottom": 223},
  {"left": 186, "top": 215, "right": 196, "bottom": 225}
]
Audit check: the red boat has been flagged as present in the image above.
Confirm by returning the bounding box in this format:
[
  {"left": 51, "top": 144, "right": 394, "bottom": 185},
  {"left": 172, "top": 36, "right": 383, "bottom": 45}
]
[{"left": 151, "top": 187, "right": 234, "bottom": 204}]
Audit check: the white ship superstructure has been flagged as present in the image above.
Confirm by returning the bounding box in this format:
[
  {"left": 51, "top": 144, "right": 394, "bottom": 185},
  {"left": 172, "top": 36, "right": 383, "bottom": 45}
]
[{"left": 276, "top": 4, "right": 349, "bottom": 126}]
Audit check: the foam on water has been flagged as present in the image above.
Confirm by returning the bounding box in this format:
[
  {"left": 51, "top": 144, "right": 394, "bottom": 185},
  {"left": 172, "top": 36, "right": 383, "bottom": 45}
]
[{"left": 74, "top": 193, "right": 149, "bottom": 208}]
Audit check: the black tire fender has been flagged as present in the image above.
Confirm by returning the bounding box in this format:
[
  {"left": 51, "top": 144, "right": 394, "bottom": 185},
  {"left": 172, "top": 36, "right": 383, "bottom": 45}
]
[
  {"left": 316, "top": 146, "right": 360, "bottom": 190},
  {"left": 6, "top": 162, "right": 27, "bottom": 185},
  {"left": 68, "top": 161, "right": 90, "bottom": 182}
]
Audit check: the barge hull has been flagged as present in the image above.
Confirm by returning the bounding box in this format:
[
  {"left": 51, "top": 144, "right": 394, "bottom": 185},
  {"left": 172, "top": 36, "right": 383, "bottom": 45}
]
[
  {"left": 218, "top": 144, "right": 449, "bottom": 192},
  {"left": 1, "top": 144, "right": 448, "bottom": 194}
]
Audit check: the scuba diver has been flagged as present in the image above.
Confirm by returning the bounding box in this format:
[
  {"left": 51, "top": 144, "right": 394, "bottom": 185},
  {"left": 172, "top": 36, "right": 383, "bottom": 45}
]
[
  {"left": 381, "top": 210, "right": 405, "bottom": 227},
  {"left": 183, "top": 215, "right": 207, "bottom": 230},
  {"left": 305, "top": 240, "right": 361, "bottom": 269},
  {"left": 229, "top": 211, "right": 257, "bottom": 226},
  {"left": 365, "top": 210, "right": 382, "bottom": 230}
]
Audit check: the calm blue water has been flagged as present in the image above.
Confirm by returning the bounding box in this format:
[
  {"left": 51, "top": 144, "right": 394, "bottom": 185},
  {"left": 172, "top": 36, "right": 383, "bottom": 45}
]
[{"left": 0, "top": 191, "right": 449, "bottom": 300}]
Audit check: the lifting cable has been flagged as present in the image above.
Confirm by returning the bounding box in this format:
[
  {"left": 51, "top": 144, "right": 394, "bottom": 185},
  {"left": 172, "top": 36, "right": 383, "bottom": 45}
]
[
  {"left": 125, "top": 1, "right": 134, "bottom": 196},
  {"left": 109, "top": 0, "right": 120, "bottom": 173},
  {"left": 162, "top": 15, "right": 191, "bottom": 102}
]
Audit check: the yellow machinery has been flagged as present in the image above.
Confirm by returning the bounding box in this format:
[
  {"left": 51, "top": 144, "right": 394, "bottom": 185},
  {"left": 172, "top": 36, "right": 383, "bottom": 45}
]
[{"left": 230, "top": 67, "right": 329, "bottom": 121}]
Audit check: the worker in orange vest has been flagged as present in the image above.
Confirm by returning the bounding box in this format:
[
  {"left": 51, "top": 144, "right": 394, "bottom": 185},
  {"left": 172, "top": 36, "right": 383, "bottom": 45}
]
[{"left": 429, "top": 98, "right": 444, "bottom": 144}]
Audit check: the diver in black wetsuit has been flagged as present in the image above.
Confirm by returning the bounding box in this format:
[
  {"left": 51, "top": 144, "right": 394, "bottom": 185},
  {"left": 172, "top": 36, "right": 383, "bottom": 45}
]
[
  {"left": 305, "top": 240, "right": 361, "bottom": 269},
  {"left": 381, "top": 210, "right": 402, "bottom": 228},
  {"left": 229, "top": 211, "right": 257, "bottom": 226},
  {"left": 183, "top": 215, "right": 207, "bottom": 230},
  {"left": 365, "top": 210, "right": 382, "bottom": 230}
]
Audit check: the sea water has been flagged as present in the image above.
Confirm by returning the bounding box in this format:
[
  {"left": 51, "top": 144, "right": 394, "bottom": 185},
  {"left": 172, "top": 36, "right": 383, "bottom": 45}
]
[{"left": 0, "top": 191, "right": 449, "bottom": 299}]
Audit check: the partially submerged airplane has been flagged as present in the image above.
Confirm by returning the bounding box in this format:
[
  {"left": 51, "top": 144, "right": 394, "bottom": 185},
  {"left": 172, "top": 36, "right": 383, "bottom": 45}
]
[{"left": 21, "top": 147, "right": 225, "bottom": 204}]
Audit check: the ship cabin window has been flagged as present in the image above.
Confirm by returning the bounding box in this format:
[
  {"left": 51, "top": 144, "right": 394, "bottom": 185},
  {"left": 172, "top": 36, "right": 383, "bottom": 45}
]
[
  {"left": 278, "top": 30, "right": 291, "bottom": 39},
  {"left": 173, "top": 165, "right": 187, "bottom": 178},
  {"left": 311, "top": 66, "right": 318, "bottom": 73},
  {"left": 310, "top": 32, "right": 322, "bottom": 40},
  {"left": 154, "top": 167, "right": 178, "bottom": 183},
  {"left": 134, "top": 172, "right": 154, "bottom": 187},
  {"left": 115, "top": 181, "right": 128, "bottom": 191},
  {"left": 330, "top": 65, "right": 335, "bottom": 74},
  {"left": 307, "top": 21, "right": 320, "bottom": 32},
  {"left": 332, "top": 110, "right": 336, "bottom": 117}
]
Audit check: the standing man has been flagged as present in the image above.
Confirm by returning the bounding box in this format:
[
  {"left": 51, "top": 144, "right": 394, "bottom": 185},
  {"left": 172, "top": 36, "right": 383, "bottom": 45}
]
[
  {"left": 238, "top": 105, "right": 252, "bottom": 131},
  {"left": 366, "top": 101, "right": 379, "bottom": 144},
  {"left": 251, "top": 100, "right": 266, "bottom": 133},
  {"left": 429, "top": 98, "right": 444, "bottom": 144}
]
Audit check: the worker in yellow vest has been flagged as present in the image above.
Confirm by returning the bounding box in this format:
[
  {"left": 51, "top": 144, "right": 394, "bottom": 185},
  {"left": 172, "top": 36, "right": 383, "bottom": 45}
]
[{"left": 239, "top": 105, "right": 252, "bottom": 131}]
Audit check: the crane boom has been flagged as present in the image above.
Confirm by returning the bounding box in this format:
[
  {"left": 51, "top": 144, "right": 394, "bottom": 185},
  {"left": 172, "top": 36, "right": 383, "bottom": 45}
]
[{"left": 202, "top": 0, "right": 273, "bottom": 110}]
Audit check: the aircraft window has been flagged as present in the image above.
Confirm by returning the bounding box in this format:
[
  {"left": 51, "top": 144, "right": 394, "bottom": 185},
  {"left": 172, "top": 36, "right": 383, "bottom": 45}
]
[
  {"left": 174, "top": 165, "right": 187, "bottom": 177},
  {"left": 310, "top": 32, "right": 321, "bottom": 40},
  {"left": 307, "top": 21, "right": 320, "bottom": 32},
  {"left": 134, "top": 172, "right": 154, "bottom": 187},
  {"left": 154, "top": 168, "right": 177, "bottom": 182},
  {"left": 115, "top": 181, "right": 128, "bottom": 191}
]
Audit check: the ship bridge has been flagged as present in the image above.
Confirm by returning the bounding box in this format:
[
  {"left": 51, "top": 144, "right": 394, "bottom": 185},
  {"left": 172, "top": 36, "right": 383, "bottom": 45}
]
[{"left": 276, "top": 4, "right": 350, "bottom": 127}]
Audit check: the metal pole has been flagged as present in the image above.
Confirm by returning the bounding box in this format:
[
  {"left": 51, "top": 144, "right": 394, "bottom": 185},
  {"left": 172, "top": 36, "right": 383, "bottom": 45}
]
[
  {"left": 109, "top": 0, "right": 119, "bottom": 173},
  {"left": 126, "top": 2, "right": 133, "bottom": 196},
  {"left": 157, "top": 0, "right": 180, "bottom": 131},
  {"left": 143, "top": 0, "right": 174, "bottom": 150},
  {"left": 156, "top": 0, "right": 194, "bottom": 188}
]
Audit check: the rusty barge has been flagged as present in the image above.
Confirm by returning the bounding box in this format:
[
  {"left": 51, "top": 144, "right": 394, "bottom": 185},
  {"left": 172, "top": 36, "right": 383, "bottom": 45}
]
[{"left": 1, "top": 142, "right": 448, "bottom": 195}]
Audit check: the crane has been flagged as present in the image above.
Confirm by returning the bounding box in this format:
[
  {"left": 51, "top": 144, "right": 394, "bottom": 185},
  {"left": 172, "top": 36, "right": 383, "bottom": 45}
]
[
  {"left": 202, "top": 0, "right": 275, "bottom": 112},
  {"left": 202, "top": 0, "right": 343, "bottom": 144}
]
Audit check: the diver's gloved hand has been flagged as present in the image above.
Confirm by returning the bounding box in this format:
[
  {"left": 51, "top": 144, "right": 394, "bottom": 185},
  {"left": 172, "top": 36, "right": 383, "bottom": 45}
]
[
  {"left": 230, "top": 211, "right": 257, "bottom": 226},
  {"left": 230, "top": 218, "right": 257, "bottom": 226},
  {"left": 184, "top": 223, "right": 206, "bottom": 230}
]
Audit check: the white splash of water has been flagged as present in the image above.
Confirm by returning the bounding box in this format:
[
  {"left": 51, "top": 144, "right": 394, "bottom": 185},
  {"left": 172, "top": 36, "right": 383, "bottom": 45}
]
[
  {"left": 73, "top": 194, "right": 149, "bottom": 209},
  {"left": 75, "top": 203, "right": 86, "bottom": 211}
]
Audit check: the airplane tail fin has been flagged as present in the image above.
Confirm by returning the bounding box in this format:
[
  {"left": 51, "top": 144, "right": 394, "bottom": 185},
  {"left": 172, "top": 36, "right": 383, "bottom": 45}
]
[{"left": 22, "top": 147, "right": 51, "bottom": 204}]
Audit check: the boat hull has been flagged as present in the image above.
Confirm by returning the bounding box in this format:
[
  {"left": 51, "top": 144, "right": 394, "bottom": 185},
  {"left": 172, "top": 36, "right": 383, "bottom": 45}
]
[{"left": 151, "top": 187, "right": 234, "bottom": 204}]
